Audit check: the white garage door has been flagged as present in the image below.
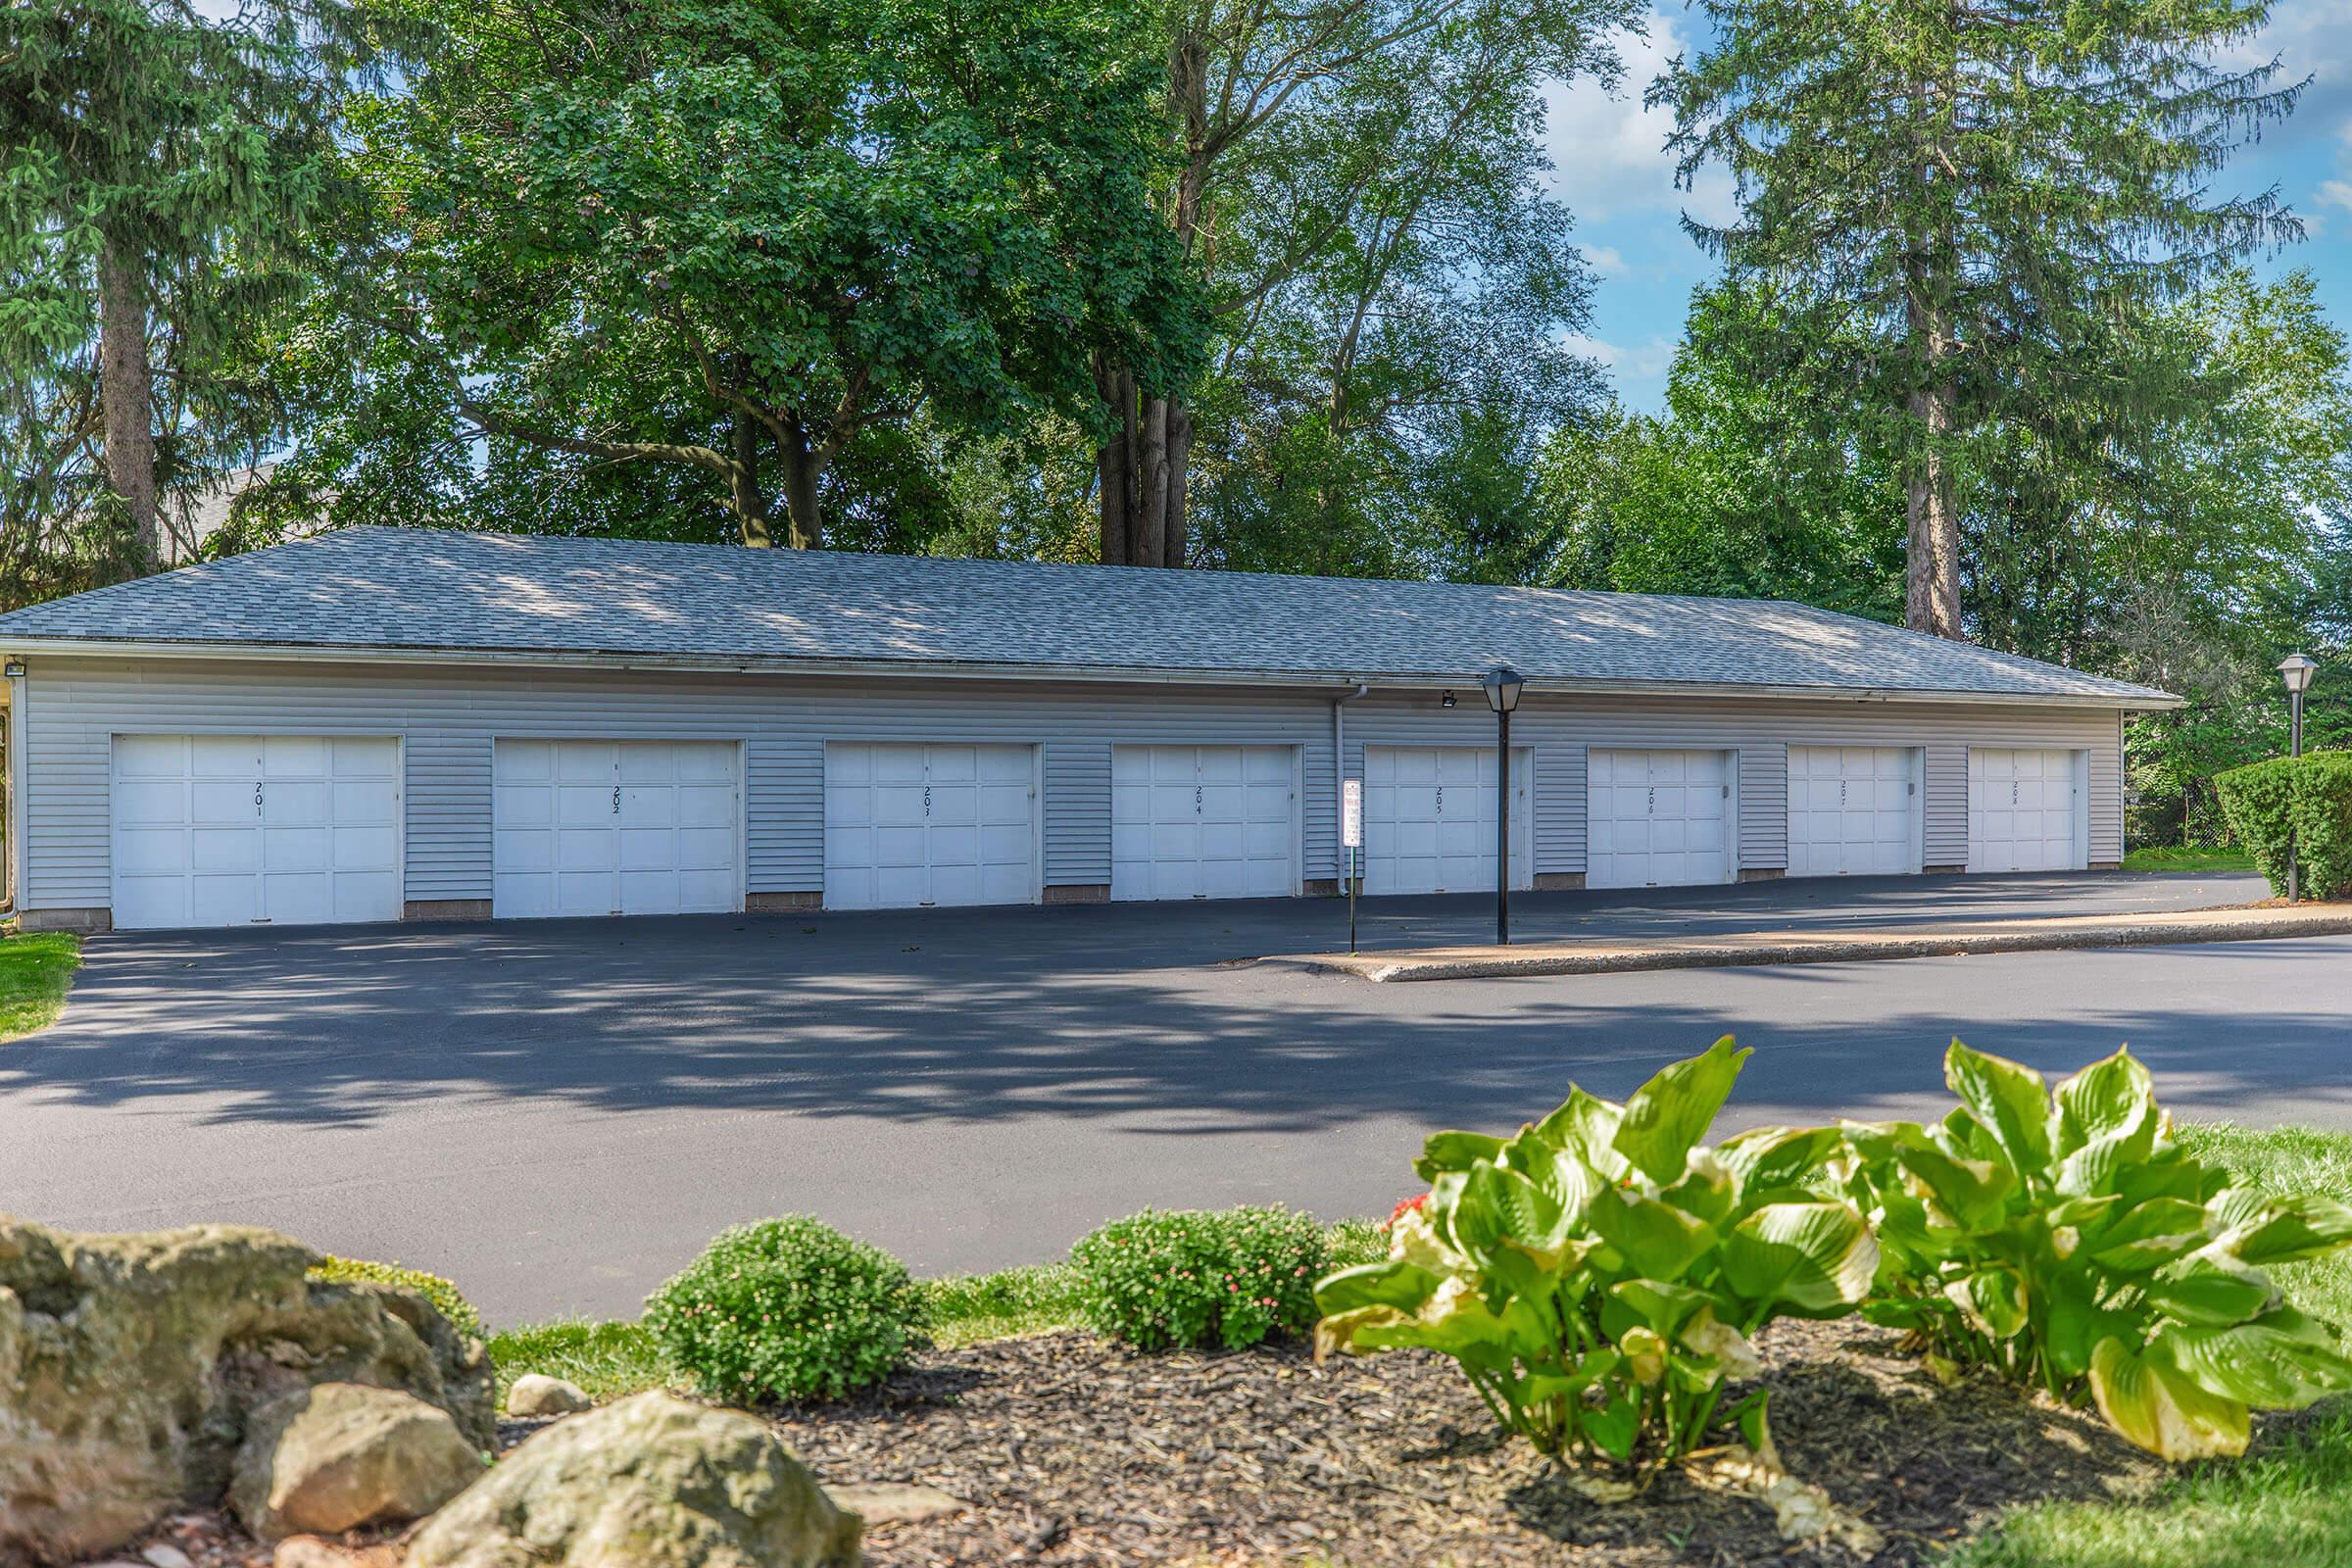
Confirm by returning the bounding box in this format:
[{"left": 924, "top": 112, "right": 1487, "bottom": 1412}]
[
  {"left": 825, "top": 743, "right": 1037, "bottom": 910},
  {"left": 1111, "top": 746, "right": 1297, "bottom": 902},
  {"left": 112, "top": 734, "right": 402, "bottom": 930},
  {"left": 1588, "top": 749, "right": 1735, "bottom": 890},
  {"left": 1970, "top": 748, "right": 2084, "bottom": 872},
  {"left": 1362, "top": 746, "right": 1531, "bottom": 896},
  {"left": 493, "top": 739, "right": 742, "bottom": 918},
  {"left": 1787, "top": 746, "right": 1921, "bottom": 878}
]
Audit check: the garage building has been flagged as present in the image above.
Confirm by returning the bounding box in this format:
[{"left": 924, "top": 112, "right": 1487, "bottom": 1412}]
[{"left": 0, "top": 528, "right": 2174, "bottom": 932}]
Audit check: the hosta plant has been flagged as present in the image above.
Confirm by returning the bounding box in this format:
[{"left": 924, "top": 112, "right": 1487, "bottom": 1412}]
[
  {"left": 1836, "top": 1042, "right": 2352, "bottom": 1459},
  {"left": 1315, "top": 1038, "right": 1876, "bottom": 1477}
]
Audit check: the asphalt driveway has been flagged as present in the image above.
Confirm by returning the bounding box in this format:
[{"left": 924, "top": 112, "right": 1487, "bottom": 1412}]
[{"left": 13, "top": 868, "right": 2348, "bottom": 1327}]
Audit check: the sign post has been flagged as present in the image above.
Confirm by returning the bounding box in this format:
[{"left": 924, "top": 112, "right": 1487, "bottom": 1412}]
[{"left": 1341, "top": 777, "right": 1363, "bottom": 954}]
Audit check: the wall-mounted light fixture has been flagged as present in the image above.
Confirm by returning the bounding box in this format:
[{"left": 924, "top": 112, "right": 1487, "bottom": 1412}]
[
  {"left": 1440, "top": 690, "right": 1456, "bottom": 709},
  {"left": 3, "top": 662, "right": 24, "bottom": 679}
]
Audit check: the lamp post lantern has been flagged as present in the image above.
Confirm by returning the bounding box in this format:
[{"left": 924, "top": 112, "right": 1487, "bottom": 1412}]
[
  {"left": 2279, "top": 654, "right": 2318, "bottom": 903},
  {"left": 1482, "top": 665, "right": 1524, "bottom": 944}
]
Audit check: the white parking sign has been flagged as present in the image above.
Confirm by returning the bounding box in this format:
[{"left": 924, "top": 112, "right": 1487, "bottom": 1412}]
[{"left": 1342, "top": 777, "right": 1363, "bottom": 848}]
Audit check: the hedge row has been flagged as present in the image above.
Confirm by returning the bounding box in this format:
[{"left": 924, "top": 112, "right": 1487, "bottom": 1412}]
[{"left": 2213, "top": 751, "right": 2352, "bottom": 900}]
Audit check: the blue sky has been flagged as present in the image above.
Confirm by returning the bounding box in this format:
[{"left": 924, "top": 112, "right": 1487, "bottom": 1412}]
[{"left": 1544, "top": 0, "right": 2352, "bottom": 411}]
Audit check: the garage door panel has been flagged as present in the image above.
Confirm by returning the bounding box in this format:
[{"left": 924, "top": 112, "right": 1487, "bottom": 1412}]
[
  {"left": 495, "top": 739, "right": 742, "bottom": 918},
  {"left": 826, "top": 742, "right": 1039, "bottom": 909},
  {"left": 1588, "top": 749, "right": 1732, "bottom": 890},
  {"left": 189, "top": 874, "right": 260, "bottom": 927},
  {"left": 112, "top": 734, "right": 403, "bottom": 930},
  {"left": 1364, "top": 746, "right": 1531, "bottom": 896},
  {"left": 116, "top": 734, "right": 186, "bottom": 778},
  {"left": 189, "top": 734, "right": 253, "bottom": 774},
  {"left": 116, "top": 779, "right": 185, "bottom": 827},
  {"left": 1788, "top": 746, "right": 1921, "bottom": 879},
  {"left": 1111, "top": 745, "right": 1296, "bottom": 903},
  {"left": 1969, "top": 748, "right": 2083, "bottom": 873}
]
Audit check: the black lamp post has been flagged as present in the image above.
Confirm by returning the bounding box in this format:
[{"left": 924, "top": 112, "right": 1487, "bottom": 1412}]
[
  {"left": 1482, "top": 664, "right": 1524, "bottom": 945},
  {"left": 2279, "top": 654, "right": 2318, "bottom": 903}
]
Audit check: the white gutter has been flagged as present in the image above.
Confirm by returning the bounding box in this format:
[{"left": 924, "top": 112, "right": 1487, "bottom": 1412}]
[{"left": 0, "top": 636, "right": 2184, "bottom": 710}]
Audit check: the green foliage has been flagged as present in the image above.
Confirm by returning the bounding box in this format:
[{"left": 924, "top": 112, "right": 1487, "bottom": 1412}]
[
  {"left": 310, "top": 1255, "right": 485, "bottom": 1340},
  {"left": 0, "top": 0, "right": 380, "bottom": 602},
  {"left": 642, "top": 1216, "right": 928, "bottom": 1402},
  {"left": 2121, "top": 846, "right": 2255, "bottom": 873},
  {"left": 1317, "top": 1038, "right": 1875, "bottom": 1474},
  {"left": 285, "top": 0, "right": 1201, "bottom": 549},
  {"left": 2214, "top": 753, "right": 2352, "bottom": 900},
  {"left": 917, "top": 1262, "right": 1089, "bottom": 1348},
  {"left": 1071, "top": 1206, "right": 1329, "bottom": 1351},
  {"left": 1542, "top": 285, "right": 1905, "bottom": 622},
  {"left": 484, "top": 1318, "right": 675, "bottom": 1404},
  {"left": 0, "top": 932, "right": 80, "bottom": 1042},
  {"left": 1836, "top": 1043, "right": 2352, "bottom": 1460}
]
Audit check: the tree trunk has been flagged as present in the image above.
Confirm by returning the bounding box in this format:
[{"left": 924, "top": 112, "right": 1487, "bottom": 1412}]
[
  {"left": 1164, "top": 403, "right": 1192, "bottom": 567},
  {"left": 1097, "top": 363, "right": 1134, "bottom": 564},
  {"left": 98, "top": 232, "right": 160, "bottom": 563},
  {"left": 731, "top": 411, "right": 773, "bottom": 547},
  {"left": 1903, "top": 378, "right": 1962, "bottom": 638},
  {"left": 775, "top": 417, "right": 822, "bottom": 549},
  {"left": 1136, "top": 394, "right": 1169, "bottom": 567}
]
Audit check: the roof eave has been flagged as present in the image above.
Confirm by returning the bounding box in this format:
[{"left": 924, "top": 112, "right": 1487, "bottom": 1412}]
[{"left": 0, "top": 633, "right": 2183, "bottom": 710}]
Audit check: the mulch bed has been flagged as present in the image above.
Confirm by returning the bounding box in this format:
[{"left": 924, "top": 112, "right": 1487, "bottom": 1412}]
[{"left": 773, "top": 1320, "right": 2168, "bottom": 1568}]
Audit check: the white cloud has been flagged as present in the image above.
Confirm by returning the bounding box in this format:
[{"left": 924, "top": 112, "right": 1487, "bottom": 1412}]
[
  {"left": 1541, "top": 8, "right": 1740, "bottom": 227},
  {"left": 1585, "top": 245, "right": 1628, "bottom": 274},
  {"left": 2322, "top": 176, "right": 2352, "bottom": 213},
  {"left": 1563, "top": 332, "right": 1677, "bottom": 382}
]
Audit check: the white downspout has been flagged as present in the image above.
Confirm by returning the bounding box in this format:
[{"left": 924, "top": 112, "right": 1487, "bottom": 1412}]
[
  {"left": 1332, "top": 682, "right": 1368, "bottom": 891},
  {"left": 4, "top": 659, "right": 24, "bottom": 913}
]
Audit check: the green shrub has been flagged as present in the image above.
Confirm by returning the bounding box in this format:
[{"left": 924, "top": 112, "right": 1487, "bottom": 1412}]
[
  {"left": 1317, "top": 1037, "right": 1875, "bottom": 1477},
  {"left": 1072, "top": 1205, "right": 1329, "bottom": 1350},
  {"left": 309, "top": 1256, "right": 485, "bottom": 1340},
  {"left": 642, "top": 1216, "right": 928, "bottom": 1402},
  {"left": 2213, "top": 752, "right": 2352, "bottom": 899},
  {"left": 1835, "top": 1042, "right": 2352, "bottom": 1460}
]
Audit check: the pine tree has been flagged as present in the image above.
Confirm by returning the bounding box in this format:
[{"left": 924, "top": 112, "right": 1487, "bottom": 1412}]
[
  {"left": 0, "top": 0, "right": 364, "bottom": 580},
  {"left": 1656, "top": 0, "right": 2302, "bottom": 638}
]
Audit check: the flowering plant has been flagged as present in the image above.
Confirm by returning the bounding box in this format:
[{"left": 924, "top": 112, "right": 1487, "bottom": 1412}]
[
  {"left": 1072, "top": 1205, "right": 1328, "bottom": 1350},
  {"left": 643, "top": 1215, "right": 928, "bottom": 1401}
]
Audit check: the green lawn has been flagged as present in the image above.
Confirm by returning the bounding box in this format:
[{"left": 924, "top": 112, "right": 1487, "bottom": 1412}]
[
  {"left": 0, "top": 930, "right": 80, "bottom": 1041},
  {"left": 1944, "top": 1122, "right": 2352, "bottom": 1568},
  {"left": 2121, "top": 845, "right": 2256, "bottom": 873}
]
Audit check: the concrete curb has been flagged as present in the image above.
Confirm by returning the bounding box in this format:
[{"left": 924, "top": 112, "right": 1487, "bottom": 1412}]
[{"left": 1267, "top": 905, "right": 2352, "bottom": 983}]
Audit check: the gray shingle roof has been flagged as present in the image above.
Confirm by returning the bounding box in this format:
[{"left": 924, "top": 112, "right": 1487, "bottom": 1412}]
[{"left": 0, "top": 526, "right": 2172, "bottom": 703}]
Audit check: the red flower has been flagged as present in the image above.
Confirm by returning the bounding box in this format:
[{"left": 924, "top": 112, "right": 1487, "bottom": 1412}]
[{"left": 1381, "top": 1193, "right": 1431, "bottom": 1233}]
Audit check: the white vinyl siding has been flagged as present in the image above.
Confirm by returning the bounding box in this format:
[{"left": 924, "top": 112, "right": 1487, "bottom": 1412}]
[
  {"left": 1361, "top": 746, "right": 1532, "bottom": 896},
  {"left": 111, "top": 734, "right": 401, "bottom": 929},
  {"left": 1587, "top": 749, "right": 1735, "bottom": 890},
  {"left": 823, "top": 742, "right": 1038, "bottom": 909},
  {"left": 1787, "top": 746, "right": 1922, "bottom": 878},
  {"left": 1110, "top": 745, "right": 1297, "bottom": 902},
  {"left": 1968, "top": 747, "right": 2087, "bottom": 872},
  {"left": 491, "top": 739, "right": 742, "bottom": 918},
  {"left": 14, "top": 659, "right": 2134, "bottom": 916}
]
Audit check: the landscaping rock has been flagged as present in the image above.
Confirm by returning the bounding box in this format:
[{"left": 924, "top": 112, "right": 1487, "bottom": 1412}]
[
  {"left": 405, "top": 1392, "right": 861, "bottom": 1568},
  {"left": 228, "top": 1383, "right": 484, "bottom": 1542},
  {"left": 270, "top": 1537, "right": 404, "bottom": 1568},
  {"left": 504, "top": 1373, "right": 593, "bottom": 1417},
  {"left": 0, "top": 1216, "right": 493, "bottom": 1567},
  {"left": 828, "top": 1482, "right": 966, "bottom": 1524}
]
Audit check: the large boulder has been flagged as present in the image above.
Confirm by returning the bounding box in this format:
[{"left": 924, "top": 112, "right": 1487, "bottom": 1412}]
[
  {"left": 229, "top": 1382, "right": 485, "bottom": 1542},
  {"left": 505, "top": 1374, "right": 594, "bottom": 1417},
  {"left": 406, "top": 1392, "right": 861, "bottom": 1568},
  {"left": 0, "top": 1217, "right": 493, "bottom": 1567}
]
